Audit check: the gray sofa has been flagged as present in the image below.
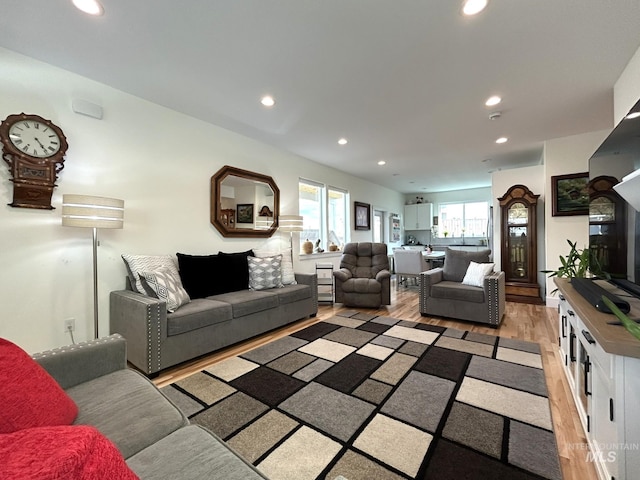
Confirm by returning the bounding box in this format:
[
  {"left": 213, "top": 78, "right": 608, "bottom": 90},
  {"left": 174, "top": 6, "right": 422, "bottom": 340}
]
[
  {"left": 110, "top": 273, "right": 318, "bottom": 376},
  {"left": 33, "top": 335, "right": 268, "bottom": 479},
  {"left": 419, "top": 248, "right": 506, "bottom": 327}
]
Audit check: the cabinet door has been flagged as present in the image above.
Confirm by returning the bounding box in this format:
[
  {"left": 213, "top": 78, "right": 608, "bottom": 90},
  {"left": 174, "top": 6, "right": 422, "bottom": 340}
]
[
  {"left": 591, "top": 358, "right": 618, "bottom": 479},
  {"left": 416, "top": 203, "right": 433, "bottom": 230},
  {"left": 404, "top": 205, "right": 418, "bottom": 230}
]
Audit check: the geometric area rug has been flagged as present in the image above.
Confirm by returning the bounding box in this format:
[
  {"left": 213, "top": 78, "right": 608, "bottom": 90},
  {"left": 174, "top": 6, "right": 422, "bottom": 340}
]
[{"left": 161, "top": 312, "right": 563, "bottom": 480}]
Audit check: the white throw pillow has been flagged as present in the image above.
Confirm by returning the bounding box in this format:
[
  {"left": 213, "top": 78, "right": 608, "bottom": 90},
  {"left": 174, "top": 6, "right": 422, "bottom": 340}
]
[
  {"left": 254, "top": 247, "right": 297, "bottom": 285},
  {"left": 139, "top": 268, "right": 191, "bottom": 313},
  {"left": 248, "top": 255, "right": 284, "bottom": 290},
  {"left": 462, "top": 261, "right": 495, "bottom": 287},
  {"left": 122, "top": 254, "right": 180, "bottom": 295}
]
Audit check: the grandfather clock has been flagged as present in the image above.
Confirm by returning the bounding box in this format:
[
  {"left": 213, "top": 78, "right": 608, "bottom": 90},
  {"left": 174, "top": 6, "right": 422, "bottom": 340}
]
[{"left": 498, "top": 184, "right": 542, "bottom": 304}]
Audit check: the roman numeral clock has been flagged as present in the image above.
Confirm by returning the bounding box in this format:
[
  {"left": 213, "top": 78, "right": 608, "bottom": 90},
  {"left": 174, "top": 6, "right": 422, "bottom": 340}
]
[{"left": 0, "top": 113, "right": 68, "bottom": 209}]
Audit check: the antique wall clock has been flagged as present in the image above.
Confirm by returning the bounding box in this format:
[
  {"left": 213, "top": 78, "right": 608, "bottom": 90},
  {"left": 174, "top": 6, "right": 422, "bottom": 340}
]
[{"left": 0, "top": 113, "right": 69, "bottom": 209}]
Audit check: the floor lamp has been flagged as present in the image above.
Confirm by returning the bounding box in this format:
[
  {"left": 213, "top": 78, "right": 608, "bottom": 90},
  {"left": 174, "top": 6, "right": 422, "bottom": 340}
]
[
  {"left": 278, "top": 215, "right": 304, "bottom": 262},
  {"left": 62, "top": 194, "right": 125, "bottom": 339}
]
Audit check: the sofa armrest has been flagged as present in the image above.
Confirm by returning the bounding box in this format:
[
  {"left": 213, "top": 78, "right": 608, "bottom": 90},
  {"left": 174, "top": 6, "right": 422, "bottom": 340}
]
[
  {"left": 295, "top": 272, "right": 319, "bottom": 313},
  {"left": 33, "top": 334, "right": 127, "bottom": 389},
  {"left": 484, "top": 271, "right": 506, "bottom": 326},
  {"left": 110, "top": 290, "right": 167, "bottom": 375},
  {"left": 376, "top": 269, "right": 391, "bottom": 282},
  {"left": 419, "top": 268, "right": 443, "bottom": 313},
  {"left": 333, "top": 268, "right": 352, "bottom": 282}
]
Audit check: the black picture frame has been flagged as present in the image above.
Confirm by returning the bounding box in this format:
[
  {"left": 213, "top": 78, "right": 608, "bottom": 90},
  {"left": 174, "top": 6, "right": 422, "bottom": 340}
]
[
  {"left": 354, "top": 201, "right": 371, "bottom": 230},
  {"left": 551, "top": 172, "right": 589, "bottom": 216},
  {"left": 236, "top": 203, "right": 254, "bottom": 223}
]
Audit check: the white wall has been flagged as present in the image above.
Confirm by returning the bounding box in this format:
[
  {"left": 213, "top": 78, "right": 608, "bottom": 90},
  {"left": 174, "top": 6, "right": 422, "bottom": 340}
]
[
  {"left": 542, "top": 130, "right": 610, "bottom": 306},
  {"left": 614, "top": 45, "right": 640, "bottom": 123},
  {"left": 0, "top": 48, "right": 404, "bottom": 352}
]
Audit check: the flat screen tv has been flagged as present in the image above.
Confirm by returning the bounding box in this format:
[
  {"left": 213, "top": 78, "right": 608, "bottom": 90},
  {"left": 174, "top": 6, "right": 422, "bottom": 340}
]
[{"left": 588, "top": 97, "right": 640, "bottom": 297}]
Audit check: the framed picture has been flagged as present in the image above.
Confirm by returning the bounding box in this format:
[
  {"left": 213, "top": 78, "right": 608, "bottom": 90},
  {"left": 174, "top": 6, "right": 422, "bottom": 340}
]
[
  {"left": 236, "top": 204, "right": 254, "bottom": 223},
  {"left": 551, "top": 172, "right": 589, "bottom": 216},
  {"left": 354, "top": 201, "right": 371, "bottom": 230}
]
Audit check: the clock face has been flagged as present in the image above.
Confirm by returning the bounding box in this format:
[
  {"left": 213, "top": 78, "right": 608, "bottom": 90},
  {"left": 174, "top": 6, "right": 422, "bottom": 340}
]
[{"left": 8, "top": 119, "right": 61, "bottom": 158}]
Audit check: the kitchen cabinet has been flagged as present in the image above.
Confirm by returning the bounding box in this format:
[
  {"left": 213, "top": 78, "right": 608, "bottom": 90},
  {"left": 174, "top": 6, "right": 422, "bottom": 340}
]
[
  {"left": 404, "top": 203, "right": 433, "bottom": 231},
  {"left": 556, "top": 279, "right": 640, "bottom": 480}
]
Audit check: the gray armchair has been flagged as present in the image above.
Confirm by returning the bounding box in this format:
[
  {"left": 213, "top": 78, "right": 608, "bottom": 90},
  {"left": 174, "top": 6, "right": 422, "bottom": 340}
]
[
  {"left": 419, "top": 248, "right": 506, "bottom": 327},
  {"left": 333, "top": 242, "right": 391, "bottom": 308}
]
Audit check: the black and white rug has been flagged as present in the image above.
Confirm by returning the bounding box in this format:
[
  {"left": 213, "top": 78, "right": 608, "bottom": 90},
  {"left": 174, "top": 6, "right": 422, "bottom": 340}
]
[{"left": 162, "top": 312, "right": 562, "bottom": 480}]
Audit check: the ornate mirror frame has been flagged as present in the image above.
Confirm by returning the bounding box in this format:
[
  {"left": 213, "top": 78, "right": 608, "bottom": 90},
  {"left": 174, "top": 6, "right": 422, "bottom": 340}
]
[{"left": 210, "top": 165, "right": 280, "bottom": 238}]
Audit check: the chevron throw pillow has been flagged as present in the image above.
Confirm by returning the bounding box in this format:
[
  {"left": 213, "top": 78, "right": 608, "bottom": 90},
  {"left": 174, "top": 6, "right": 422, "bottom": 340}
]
[{"left": 248, "top": 255, "right": 284, "bottom": 290}]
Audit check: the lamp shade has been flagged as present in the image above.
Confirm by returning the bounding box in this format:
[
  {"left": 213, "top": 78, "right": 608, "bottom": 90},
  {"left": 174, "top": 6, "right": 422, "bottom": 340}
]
[
  {"left": 278, "top": 215, "right": 303, "bottom": 233},
  {"left": 62, "top": 194, "right": 124, "bottom": 229}
]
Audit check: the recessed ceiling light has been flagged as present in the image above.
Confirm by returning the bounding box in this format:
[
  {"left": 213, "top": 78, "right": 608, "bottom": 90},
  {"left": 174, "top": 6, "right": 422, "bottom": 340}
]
[
  {"left": 72, "top": 0, "right": 104, "bottom": 16},
  {"left": 260, "top": 95, "right": 275, "bottom": 107},
  {"left": 338, "top": 138, "right": 348, "bottom": 145},
  {"left": 377, "top": 160, "right": 386, "bottom": 166},
  {"left": 626, "top": 112, "right": 640, "bottom": 120},
  {"left": 485, "top": 95, "right": 501, "bottom": 106},
  {"left": 462, "top": 0, "right": 488, "bottom": 16},
  {"left": 495, "top": 137, "right": 508, "bottom": 144}
]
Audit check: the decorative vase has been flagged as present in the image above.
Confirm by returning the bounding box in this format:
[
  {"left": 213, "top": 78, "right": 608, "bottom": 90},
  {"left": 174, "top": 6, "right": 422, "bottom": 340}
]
[{"left": 302, "top": 239, "right": 313, "bottom": 254}]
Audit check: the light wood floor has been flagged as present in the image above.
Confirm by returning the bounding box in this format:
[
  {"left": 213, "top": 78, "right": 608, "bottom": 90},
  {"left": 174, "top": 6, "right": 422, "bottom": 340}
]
[{"left": 154, "top": 283, "right": 598, "bottom": 480}]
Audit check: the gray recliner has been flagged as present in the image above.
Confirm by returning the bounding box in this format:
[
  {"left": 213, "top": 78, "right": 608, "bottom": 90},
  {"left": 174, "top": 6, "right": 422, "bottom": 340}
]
[
  {"left": 333, "top": 242, "right": 391, "bottom": 308},
  {"left": 419, "top": 248, "right": 506, "bottom": 327}
]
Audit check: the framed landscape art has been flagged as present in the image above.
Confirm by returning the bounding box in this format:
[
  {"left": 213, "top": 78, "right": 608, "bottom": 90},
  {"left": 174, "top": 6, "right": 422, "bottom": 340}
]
[
  {"left": 551, "top": 172, "right": 589, "bottom": 216},
  {"left": 236, "top": 204, "right": 254, "bottom": 223}
]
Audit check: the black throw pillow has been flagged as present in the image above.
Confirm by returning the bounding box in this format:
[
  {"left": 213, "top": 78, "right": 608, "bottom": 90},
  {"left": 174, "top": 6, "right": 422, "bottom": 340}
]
[
  {"left": 218, "top": 250, "right": 254, "bottom": 292},
  {"left": 176, "top": 253, "right": 227, "bottom": 299}
]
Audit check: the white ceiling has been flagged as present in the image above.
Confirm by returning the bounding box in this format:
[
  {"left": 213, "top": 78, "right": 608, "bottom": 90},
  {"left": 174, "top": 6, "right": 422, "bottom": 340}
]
[{"left": 1, "top": 1, "right": 640, "bottom": 193}]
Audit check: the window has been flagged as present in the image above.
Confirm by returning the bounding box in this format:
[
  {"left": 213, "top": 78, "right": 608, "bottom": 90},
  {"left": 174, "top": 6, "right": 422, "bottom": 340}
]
[
  {"left": 299, "top": 179, "right": 348, "bottom": 251},
  {"left": 438, "top": 201, "right": 489, "bottom": 238},
  {"left": 373, "top": 210, "right": 384, "bottom": 243}
]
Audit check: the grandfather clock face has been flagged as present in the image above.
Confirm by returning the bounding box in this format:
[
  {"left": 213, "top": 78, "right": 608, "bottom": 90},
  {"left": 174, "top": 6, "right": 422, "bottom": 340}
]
[{"left": 0, "top": 113, "right": 68, "bottom": 209}]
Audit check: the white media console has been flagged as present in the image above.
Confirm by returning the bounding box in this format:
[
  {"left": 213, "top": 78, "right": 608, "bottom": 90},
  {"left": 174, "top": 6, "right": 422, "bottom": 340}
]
[{"left": 555, "top": 278, "right": 640, "bottom": 480}]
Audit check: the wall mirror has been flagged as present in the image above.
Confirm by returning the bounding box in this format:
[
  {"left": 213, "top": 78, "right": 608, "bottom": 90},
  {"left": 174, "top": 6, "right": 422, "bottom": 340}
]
[{"left": 210, "top": 165, "right": 280, "bottom": 238}]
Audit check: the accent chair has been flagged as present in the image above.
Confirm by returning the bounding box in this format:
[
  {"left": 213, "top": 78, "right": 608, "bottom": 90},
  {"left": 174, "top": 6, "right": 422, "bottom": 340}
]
[
  {"left": 419, "top": 248, "right": 506, "bottom": 327},
  {"left": 333, "top": 242, "right": 391, "bottom": 308}
]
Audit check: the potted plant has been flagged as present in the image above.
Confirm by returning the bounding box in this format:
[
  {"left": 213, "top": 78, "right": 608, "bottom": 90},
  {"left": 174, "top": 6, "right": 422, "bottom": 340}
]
[{"left": 543, "top": 239, "right": 601, "bottom": 293}]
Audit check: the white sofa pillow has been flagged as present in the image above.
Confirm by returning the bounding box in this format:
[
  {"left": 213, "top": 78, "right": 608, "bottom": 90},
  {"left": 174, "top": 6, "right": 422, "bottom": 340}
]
[
  {"left": 122, "top": 254, "right": 180, "bottom": 295},
  {"left": 462, "top": 261, "right": 495, "bottom": 287}
]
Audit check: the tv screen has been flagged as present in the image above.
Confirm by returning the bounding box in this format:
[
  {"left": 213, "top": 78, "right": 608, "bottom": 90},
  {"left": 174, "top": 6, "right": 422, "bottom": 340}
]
[{"left": 588, "top": 97, "right": 640, "bottom": 294}]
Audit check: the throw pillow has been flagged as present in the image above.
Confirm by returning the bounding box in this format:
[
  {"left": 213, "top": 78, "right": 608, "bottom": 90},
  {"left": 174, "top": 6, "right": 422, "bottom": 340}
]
[
  {"left": 254, "top": 247, "right": 297, "bottom": 285},
  {"left": 0, "top": 338, "right": 78, "bottom": 434},
  {"left": 175, "top": 253, "right": 227, "bottom": 299},
  {"left": 248, "top": 254, "right": 284, "bottom": 290},
  {"left": 0, "top": 425, "right": 139, "bottom": 480},
  {"left": 218, "top": 250, "right": 255, "bottom": 291},
  {"left": 121, "top": 254, "right": 181, "bottom": 295},
  {"left": 442, "top": 248, "right": 491, "bottom": 282},
  {"left": 139, "top": 268, "right": 191, "bottom": 313},
  {"left": 462, "top": 261, "right": 495, "bottom": 287}
]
